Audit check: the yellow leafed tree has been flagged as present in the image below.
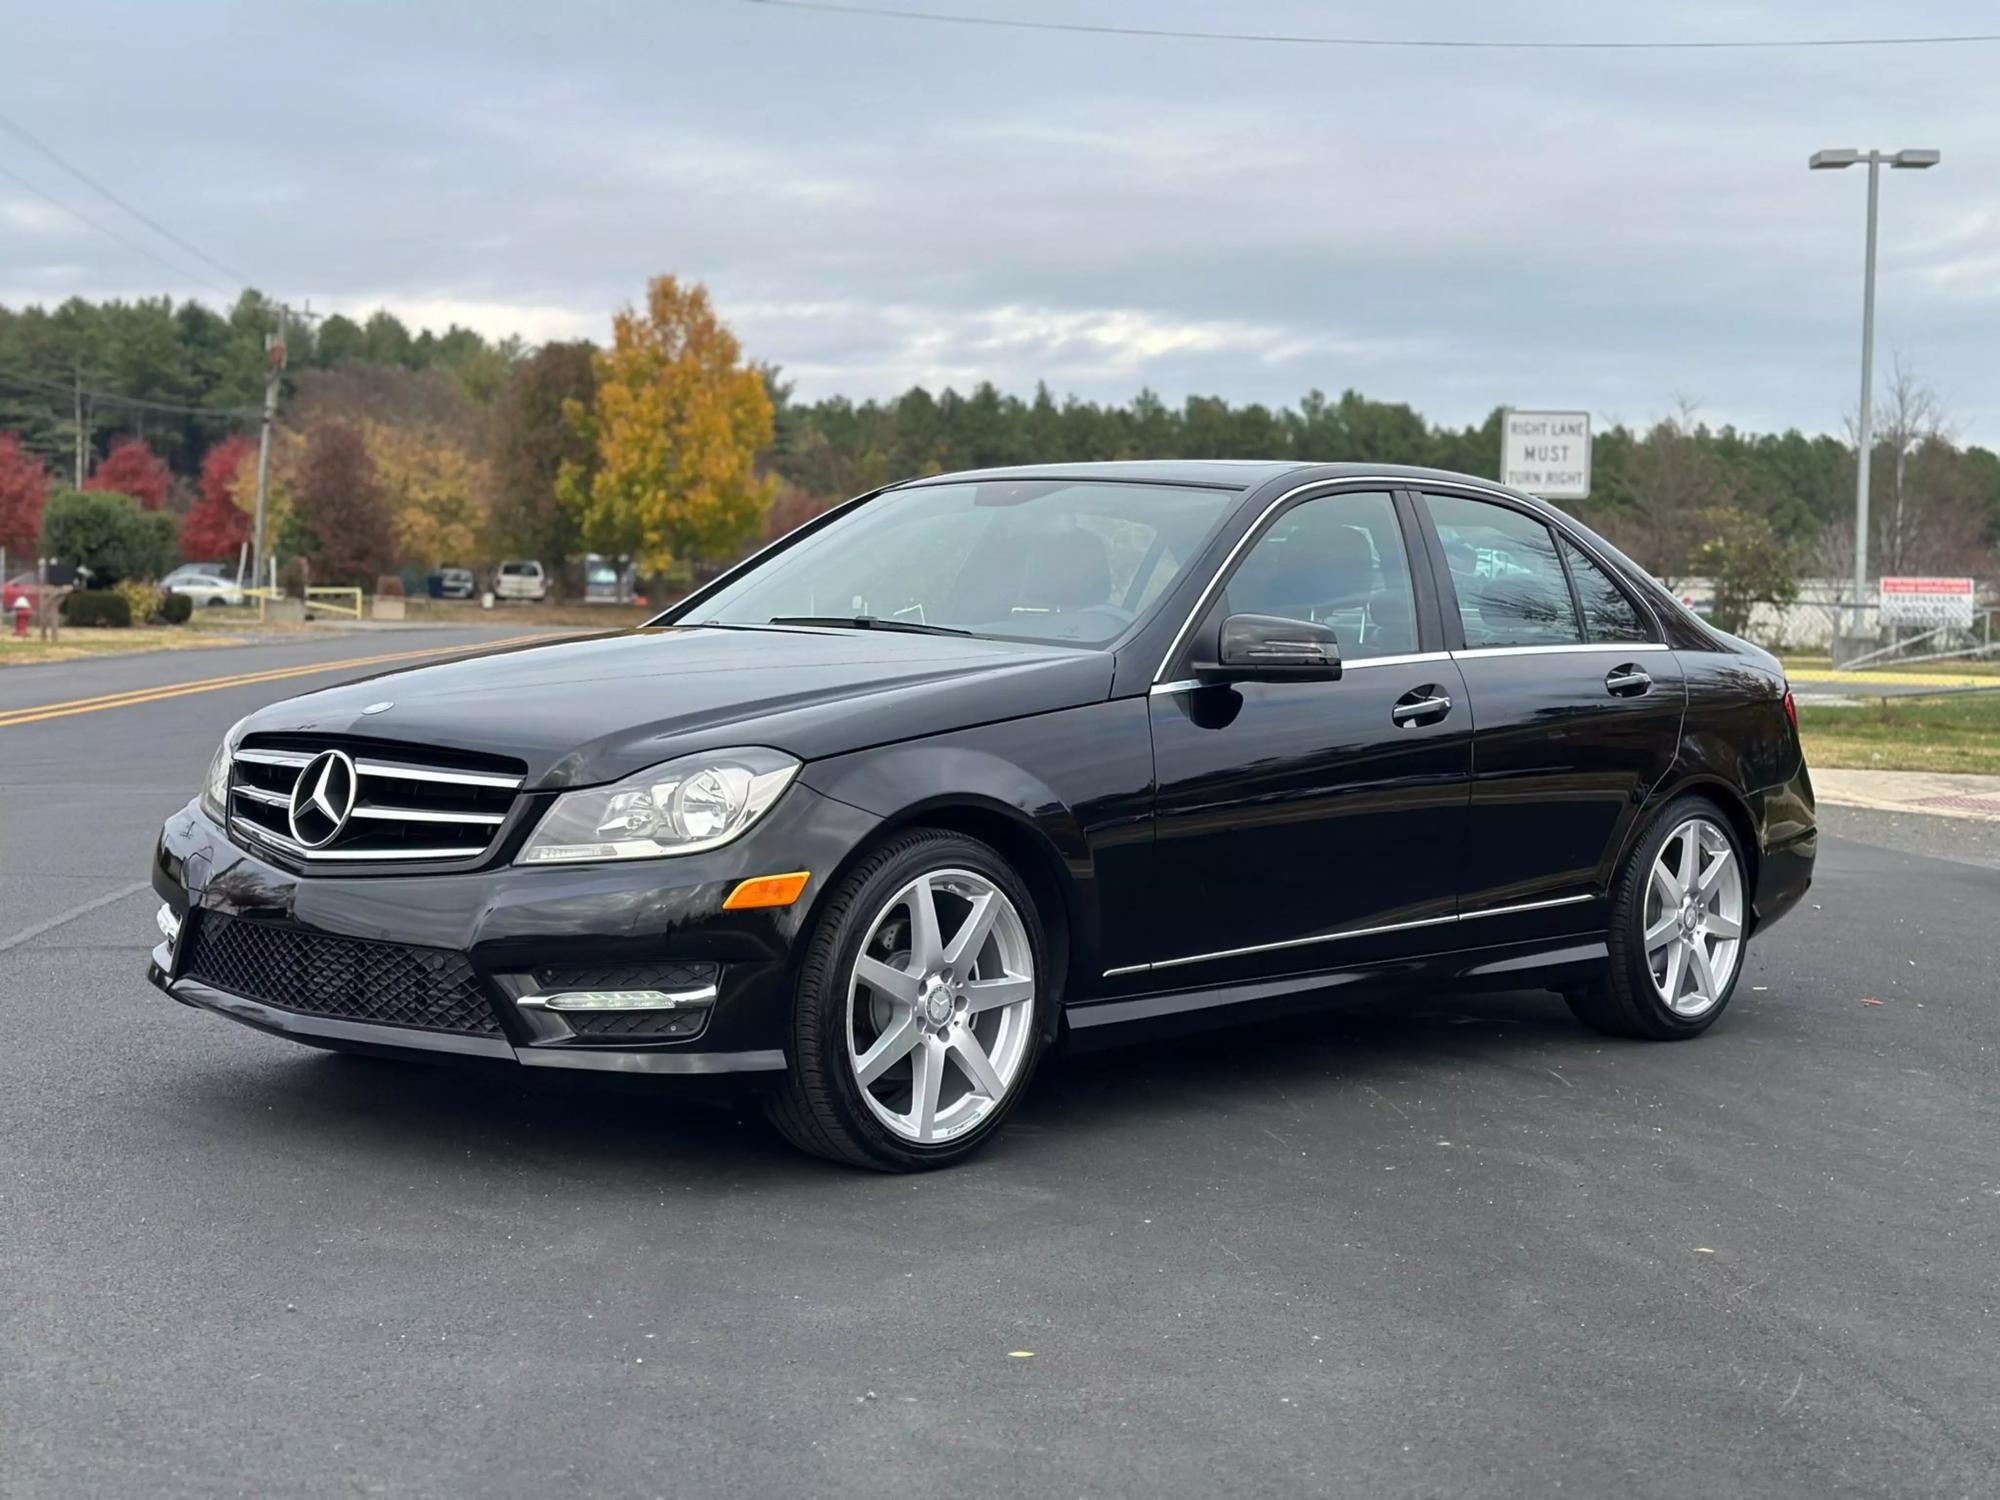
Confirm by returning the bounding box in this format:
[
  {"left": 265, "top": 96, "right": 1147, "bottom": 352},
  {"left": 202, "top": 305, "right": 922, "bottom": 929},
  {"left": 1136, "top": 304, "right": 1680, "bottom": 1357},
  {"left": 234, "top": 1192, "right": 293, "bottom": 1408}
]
[
  {"left": 362, "top": 421, "right": 493, "bottom": 566},
  {"left": 561, "top": 277, "right": 774, "bottom": 576}
]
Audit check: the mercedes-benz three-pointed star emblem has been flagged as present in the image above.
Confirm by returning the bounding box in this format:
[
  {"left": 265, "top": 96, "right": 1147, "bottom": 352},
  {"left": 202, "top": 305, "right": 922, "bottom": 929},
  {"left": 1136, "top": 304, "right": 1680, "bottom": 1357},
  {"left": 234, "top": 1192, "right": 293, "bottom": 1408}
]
[{"left": 288, "top": 749, "right": 358, "bottom": 848}]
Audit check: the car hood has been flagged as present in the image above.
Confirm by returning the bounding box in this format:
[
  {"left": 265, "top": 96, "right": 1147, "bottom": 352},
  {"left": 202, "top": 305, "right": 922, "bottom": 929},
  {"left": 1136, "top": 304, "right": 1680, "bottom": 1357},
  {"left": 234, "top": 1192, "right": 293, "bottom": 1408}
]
[{"left": 237, "top": 626, "right": 1116, "bottom": 787}]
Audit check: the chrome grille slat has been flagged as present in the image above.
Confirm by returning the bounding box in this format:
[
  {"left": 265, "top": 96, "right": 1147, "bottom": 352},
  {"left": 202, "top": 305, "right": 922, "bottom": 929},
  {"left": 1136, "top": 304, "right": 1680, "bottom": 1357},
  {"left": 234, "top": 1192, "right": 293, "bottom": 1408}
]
[
  {"left": 354, "top": 759, "right": 522, "bottom": 790},
  {"left": 228, "top": 737, "right": 525, "bottom": 869},
  {"left": 235, "top": 748, "right": 311, "bottom": 768},
  {"left": 349, "top": 804, "right": 507, "bottom": 826}
]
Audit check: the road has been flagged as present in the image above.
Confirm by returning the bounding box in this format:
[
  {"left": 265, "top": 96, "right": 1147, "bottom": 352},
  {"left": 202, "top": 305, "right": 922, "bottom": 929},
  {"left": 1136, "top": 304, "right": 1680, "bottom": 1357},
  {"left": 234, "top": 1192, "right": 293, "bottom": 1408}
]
[{"left": 3, "top": 631, "right": 1997, "bottom": 1498}]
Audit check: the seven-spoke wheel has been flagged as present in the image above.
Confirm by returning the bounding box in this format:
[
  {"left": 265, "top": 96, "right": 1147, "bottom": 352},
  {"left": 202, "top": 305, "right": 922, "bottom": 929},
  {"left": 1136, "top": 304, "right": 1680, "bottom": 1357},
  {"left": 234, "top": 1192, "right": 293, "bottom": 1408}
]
[
  {"left": 767, "top": 828, "right": 1050, "bottom": 1170},
  {"left": 1566, "top": 796, "right": 1751, "bottom": 1040},
  {"left": 847, "top": 869, "right": 1037, "bottom": 1144},
  {"left": 1642, "top": 817, "right": 1744, "bottom": 1018}
]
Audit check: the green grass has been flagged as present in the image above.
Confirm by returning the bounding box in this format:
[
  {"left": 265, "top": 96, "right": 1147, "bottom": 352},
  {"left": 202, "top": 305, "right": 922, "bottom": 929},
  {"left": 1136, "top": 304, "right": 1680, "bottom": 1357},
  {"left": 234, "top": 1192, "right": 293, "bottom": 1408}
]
[
  {"left": 0, "top": 626, "right": 245, "bottom": 666},
  {"left": 1798, "top": 691, "right": 2000, "bottom": 775}
]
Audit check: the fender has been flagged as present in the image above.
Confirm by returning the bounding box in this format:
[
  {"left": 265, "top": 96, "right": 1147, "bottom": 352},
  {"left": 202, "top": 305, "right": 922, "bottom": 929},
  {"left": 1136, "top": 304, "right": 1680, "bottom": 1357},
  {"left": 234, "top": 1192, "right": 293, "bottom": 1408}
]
[{"left": 795, "top": 698, "right": 1159, "bottom": 992}]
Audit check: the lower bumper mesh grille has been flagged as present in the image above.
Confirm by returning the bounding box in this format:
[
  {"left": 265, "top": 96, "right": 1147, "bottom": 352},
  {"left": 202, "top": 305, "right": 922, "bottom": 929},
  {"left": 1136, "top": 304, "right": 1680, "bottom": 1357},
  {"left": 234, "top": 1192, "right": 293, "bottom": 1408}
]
[{"left": 181, "top": 913, "right": 500, "bottom": 1036}]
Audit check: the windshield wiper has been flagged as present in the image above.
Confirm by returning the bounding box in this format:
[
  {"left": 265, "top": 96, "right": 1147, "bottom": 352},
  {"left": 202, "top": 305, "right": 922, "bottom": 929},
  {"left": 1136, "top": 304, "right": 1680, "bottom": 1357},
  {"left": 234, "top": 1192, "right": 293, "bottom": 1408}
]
[{"left": 765, "top": 615, "right": 976, "bottom": 638}]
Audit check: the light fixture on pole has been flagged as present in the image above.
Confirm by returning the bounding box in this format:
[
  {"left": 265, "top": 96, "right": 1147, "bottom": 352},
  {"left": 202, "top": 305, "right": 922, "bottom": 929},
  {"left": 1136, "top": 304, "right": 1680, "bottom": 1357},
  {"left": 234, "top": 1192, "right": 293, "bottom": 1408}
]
[{"left": 1809, "top": 146, "right": 1940, "bottom": 658}]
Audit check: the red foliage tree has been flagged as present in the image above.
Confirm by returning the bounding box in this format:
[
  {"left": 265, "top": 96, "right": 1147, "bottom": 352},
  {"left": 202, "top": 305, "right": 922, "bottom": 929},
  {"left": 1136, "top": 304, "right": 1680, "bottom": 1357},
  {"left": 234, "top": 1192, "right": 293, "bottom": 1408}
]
[
  {"left": 292, "top": 422, "right": 395, "bottom": 586},
  {"left": 84, "top": 436, "right": 172, "bottom": 510},
  {"left": 181, "top": 434, "right": 255, "bottom": 561},
  {"left": 0, "top": 434, "right": 52, "bottom": 560}
]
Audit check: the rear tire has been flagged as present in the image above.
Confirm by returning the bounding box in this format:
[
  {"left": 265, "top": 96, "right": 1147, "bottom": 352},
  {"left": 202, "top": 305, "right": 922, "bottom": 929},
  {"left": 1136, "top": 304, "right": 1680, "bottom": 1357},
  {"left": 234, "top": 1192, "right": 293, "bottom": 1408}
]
[
  {"left": 1566, "top": 795, "right": 1750, "bottom": 1040},
  {"left": 766, "top": 828, "right": 1051, "bottom": 1171}
]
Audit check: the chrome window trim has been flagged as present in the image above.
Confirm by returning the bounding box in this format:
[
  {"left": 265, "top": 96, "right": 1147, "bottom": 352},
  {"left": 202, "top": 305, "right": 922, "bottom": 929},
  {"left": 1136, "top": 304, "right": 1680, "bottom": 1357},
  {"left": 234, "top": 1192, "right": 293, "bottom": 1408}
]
[
  {"left": 1346, "top": 650, "right": 1454, "bottom": 671},
  {"left": 1146, "top": 650, "right": 1454, "bottom": 698},
  {"left": 1450, "top": 642, "right": 1671, "bottom": 661},
  {"left": 1103, "top": 891, "right": 1595, "bottom": 978}
]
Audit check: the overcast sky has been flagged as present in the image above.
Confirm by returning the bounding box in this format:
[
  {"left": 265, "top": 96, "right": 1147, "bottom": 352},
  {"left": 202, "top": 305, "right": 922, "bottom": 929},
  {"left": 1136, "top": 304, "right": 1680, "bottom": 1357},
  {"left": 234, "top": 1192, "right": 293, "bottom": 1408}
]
[{"left": 2, "top": 0, "right": 1996, "bottom": 444}]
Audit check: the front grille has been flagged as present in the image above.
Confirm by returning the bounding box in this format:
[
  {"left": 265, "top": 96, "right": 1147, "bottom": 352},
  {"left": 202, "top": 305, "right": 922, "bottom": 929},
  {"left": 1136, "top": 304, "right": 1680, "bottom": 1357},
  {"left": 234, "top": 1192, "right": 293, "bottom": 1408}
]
[
  {"left": 181, "top": 912, "right": 501, "bottom": 1035},
  {"left": 229, "top": 735, "right": 524, "bottom": 867}
]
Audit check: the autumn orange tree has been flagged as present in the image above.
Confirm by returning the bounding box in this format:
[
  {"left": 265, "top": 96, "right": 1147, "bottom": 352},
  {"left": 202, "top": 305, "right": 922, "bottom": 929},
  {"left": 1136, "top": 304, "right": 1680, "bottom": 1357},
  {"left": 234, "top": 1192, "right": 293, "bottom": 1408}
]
[{"left": 561, "top": 277, "right": 774, "bottom": 578}]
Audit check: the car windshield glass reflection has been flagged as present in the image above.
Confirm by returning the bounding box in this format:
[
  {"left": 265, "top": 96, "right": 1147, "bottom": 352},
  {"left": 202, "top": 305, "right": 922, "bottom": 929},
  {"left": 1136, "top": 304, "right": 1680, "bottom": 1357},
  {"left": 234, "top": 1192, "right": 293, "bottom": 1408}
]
[{"left": 689, "top": 480, "right": 1239, "bottom": 646}]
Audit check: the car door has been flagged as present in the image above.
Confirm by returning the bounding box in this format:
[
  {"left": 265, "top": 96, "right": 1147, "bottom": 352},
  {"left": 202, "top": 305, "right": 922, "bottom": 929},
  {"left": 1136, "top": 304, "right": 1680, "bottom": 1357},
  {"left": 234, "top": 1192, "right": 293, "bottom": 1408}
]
[
  {"left": 1144, "top": 487, "right": 1472, "bottom": 980},
  {"left": 1416, "top": 489, "right": 1685, "bottom": 918}
]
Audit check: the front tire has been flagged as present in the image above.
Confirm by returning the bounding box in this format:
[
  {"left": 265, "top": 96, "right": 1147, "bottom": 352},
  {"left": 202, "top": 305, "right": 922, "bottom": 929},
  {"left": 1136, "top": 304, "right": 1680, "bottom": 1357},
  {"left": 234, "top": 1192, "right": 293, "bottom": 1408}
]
[
  {"left": 766, "top": 828, "right": 1051, "bottom": 1170},
  {"left": 1566, "top": 796, "right": 1750, "bottom": 1039}
]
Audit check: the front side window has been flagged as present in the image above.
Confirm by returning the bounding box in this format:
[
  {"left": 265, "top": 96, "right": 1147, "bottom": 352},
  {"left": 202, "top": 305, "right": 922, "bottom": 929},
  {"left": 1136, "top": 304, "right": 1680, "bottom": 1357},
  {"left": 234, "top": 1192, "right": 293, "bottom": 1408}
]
[
  {"left": 1221, "top": 490, "right": 1418, "bottom": 660},
  {"left": 1426, "top": 493, "right": 1582, "bottom": 649},
  {"left": 1560, "top": 537, "right": 1653, "bottom": 643},
  {"left": 686, "top": 480, "right": 1240, "bottom": 646}
]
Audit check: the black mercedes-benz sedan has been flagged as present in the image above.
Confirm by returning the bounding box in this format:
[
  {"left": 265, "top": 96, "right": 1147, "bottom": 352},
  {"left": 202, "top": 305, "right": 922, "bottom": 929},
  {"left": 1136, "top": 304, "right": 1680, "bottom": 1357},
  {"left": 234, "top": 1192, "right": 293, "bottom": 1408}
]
[{"left": 149, "top": 462, "right": 1815, "bottom": 1170}]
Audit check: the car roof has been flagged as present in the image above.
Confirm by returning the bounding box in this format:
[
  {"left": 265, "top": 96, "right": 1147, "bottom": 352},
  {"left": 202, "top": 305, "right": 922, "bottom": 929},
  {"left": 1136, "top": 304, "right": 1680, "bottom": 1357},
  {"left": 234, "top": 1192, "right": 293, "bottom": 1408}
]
[{"left": 888, "top": 459, "right": 1546, "bottom": 501}]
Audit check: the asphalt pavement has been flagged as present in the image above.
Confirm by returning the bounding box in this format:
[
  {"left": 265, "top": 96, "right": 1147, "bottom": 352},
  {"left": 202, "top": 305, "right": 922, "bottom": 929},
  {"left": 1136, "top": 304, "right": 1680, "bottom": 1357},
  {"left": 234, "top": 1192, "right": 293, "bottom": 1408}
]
[{"left": 3, "top": 631, "right": 1997, "bottom": 1498}]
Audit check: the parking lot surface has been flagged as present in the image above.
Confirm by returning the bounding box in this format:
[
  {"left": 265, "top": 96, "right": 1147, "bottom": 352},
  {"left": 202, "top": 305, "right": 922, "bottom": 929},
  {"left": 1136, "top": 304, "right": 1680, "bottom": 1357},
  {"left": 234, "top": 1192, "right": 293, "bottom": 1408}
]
[{"left": 3, "top": 633, "right": 1996, "bottom": 1498}]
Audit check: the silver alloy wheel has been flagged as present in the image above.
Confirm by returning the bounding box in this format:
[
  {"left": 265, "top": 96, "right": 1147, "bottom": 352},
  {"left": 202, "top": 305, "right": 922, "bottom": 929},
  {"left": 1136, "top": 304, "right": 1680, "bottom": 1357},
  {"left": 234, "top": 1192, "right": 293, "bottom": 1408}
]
[
  {"left": 1644, "top": 817, "right": 1745, "bottom": 1018},
  {"left": 846, "top": 867, "right": 1036, "bottom": 1144}
]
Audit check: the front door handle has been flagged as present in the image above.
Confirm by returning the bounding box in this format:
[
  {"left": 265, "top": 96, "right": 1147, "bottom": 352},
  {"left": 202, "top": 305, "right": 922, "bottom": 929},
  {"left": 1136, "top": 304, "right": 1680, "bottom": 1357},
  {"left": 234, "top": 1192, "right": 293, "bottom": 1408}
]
[
  {"left": 1605, "top": 665, "right": 1652, "bottom": 698},
  {"left": 1391, "top": 685, "right": 1453, "bottom": 727}
]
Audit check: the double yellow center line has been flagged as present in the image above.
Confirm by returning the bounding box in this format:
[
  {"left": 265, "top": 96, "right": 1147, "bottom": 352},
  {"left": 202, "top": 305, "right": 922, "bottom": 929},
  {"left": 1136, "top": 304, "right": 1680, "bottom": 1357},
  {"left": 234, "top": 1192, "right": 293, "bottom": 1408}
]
[{"left": 0, "top": 633, "right": 553, "bottom": 729}]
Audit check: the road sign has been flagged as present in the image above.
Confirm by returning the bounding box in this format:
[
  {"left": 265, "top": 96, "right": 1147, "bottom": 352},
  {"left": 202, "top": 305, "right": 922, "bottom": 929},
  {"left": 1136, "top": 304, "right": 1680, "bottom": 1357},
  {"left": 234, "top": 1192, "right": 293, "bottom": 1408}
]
[
  {"left": 1878, "top": 576, "right": 1976, "bottom": 629},
  {"left": 1501, "top": 410, "right": 1592, "bottom": 500}
]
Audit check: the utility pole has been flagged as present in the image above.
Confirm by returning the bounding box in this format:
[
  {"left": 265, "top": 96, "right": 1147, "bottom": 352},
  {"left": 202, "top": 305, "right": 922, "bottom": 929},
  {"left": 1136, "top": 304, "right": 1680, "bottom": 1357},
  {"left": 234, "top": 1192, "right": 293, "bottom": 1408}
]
[
  {"left": 72, "top": 363, "right": 85, "bottom": 488},
  {"left": 249, "top": 305, "right": 287, "bottom": 592},
  {"left": 1809, "top": 146, "right": 1940, "bottom": 661},
  {"left": 248, "top": 299, "right": 320, "bottom": 591}
]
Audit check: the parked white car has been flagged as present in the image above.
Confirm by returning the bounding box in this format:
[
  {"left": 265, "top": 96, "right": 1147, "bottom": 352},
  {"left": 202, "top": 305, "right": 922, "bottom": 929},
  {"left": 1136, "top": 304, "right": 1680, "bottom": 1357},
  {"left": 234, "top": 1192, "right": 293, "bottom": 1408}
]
[
  {"left": 493, "top": 560, "right": 549, "bottom": 602},
  {"left": 162, "top": 564, "right": 245, "bottom": 608}
]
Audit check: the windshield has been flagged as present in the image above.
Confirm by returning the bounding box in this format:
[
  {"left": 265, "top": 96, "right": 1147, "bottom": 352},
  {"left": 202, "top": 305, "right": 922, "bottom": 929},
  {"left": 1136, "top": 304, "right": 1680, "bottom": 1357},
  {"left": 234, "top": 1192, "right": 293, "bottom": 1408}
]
[{"left": 684, "top": 479, "right": 1240, "bottom": 646}]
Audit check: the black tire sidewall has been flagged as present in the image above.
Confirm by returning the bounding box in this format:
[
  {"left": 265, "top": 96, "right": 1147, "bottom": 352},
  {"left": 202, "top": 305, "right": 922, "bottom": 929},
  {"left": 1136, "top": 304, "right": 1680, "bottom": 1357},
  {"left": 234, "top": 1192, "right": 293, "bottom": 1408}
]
[{"left": 797, "top": 830, "right": 1051, "bottom": 1169}]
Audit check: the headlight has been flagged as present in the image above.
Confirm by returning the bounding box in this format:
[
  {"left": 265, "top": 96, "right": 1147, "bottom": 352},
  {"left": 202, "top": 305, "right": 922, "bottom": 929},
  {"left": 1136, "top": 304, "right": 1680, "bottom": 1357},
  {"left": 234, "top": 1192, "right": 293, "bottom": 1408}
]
[
  {"left": 517, "top": 747, "right": 799, "bottom": 865},
  {"left": 199, "top": 738, "right": 232, "bottom": 821}
]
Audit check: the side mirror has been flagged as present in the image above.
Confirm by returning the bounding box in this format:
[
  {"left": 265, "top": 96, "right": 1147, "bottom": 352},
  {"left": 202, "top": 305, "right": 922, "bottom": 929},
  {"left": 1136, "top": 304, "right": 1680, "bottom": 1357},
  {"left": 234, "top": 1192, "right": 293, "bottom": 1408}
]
[{"left": 1194, "top": 613, "right": 1342, "bottom": 684}]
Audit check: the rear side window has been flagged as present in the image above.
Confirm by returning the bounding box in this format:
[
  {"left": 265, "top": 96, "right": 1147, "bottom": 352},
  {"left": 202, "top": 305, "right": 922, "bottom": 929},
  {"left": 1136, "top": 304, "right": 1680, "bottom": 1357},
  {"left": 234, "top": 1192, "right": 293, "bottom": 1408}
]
[
  {"left": 1425, "top": 493, "right": 1582, "bottom": 648},
  {"left": 1560, "top": 537, "right": 1653, "bottom": 642}
]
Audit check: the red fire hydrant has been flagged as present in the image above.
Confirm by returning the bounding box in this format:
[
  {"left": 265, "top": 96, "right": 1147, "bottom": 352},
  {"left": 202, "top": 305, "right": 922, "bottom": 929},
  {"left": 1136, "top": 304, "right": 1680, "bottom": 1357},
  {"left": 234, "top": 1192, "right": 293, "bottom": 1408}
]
[{"left": 11, "top": 594, "right": 30, "bottom": 638}]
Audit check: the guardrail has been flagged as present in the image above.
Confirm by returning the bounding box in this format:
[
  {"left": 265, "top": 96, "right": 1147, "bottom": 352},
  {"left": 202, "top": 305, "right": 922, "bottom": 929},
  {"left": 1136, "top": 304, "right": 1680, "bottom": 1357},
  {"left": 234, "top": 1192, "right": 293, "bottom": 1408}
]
[{"left": 304, "top": 587, "right": 362, "bottom": 621}]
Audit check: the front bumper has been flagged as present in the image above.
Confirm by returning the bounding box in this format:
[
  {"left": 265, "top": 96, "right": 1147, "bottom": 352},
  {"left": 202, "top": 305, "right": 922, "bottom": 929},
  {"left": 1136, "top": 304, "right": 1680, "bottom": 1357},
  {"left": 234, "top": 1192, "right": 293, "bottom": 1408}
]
[{"left": 148, "top": 785, "right": 880, "bottom": 1078}]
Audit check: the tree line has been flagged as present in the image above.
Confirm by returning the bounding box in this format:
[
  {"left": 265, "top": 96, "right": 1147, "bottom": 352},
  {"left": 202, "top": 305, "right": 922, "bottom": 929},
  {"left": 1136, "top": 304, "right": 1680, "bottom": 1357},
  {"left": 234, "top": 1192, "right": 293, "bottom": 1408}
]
[{"left": 3, "top": 283, "right": 1997, "bottom": 628}]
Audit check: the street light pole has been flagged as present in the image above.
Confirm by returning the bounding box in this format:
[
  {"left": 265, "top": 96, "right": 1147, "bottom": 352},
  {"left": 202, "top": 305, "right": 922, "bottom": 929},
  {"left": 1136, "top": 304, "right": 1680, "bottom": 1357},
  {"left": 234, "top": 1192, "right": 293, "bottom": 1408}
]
[{"left": 1810, "top": 146, "right": 1939, "bottom": 658}]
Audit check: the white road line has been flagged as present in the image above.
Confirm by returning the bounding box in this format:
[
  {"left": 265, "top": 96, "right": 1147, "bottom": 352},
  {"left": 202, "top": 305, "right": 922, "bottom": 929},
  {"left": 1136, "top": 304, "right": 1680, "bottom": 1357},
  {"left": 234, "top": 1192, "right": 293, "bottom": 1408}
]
[{"left": 0, "top": 879, "right": 153, "bottom": 954}]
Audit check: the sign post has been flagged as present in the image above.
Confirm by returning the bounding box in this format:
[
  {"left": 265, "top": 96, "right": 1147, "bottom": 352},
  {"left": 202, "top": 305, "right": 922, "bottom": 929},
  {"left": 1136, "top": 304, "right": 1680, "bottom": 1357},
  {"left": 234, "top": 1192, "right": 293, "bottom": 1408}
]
[{"left": 1501, "top": 410, "right": 1592, "bottom": 501}]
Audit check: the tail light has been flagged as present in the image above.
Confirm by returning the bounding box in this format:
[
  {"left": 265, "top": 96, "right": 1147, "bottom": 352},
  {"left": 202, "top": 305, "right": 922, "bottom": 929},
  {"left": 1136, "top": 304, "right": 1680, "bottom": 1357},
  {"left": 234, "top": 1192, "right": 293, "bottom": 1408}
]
[{"left": 1781, "top": 687, "right": 1798, "bottom": 730}]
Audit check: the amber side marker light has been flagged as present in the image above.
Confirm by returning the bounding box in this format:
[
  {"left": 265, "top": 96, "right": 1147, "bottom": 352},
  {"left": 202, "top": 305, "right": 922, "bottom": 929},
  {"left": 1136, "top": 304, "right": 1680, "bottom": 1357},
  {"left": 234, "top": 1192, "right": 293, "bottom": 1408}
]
[{"left": 723, "top": 871, "right": 812, "bottom": 910}]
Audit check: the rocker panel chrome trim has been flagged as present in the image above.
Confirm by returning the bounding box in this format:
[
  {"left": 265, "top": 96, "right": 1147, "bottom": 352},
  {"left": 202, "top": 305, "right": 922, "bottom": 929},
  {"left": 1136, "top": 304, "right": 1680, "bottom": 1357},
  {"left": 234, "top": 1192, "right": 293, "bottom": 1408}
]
[{"left": 1103, "top": 891, "right": 1597, "bottom": 977}]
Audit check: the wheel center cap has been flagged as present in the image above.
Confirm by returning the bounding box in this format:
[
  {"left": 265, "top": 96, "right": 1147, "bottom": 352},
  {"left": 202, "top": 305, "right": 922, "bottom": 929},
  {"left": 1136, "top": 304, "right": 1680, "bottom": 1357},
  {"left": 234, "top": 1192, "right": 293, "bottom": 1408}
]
[{"left": 923, "top": 981, "right": 953, "bottom": 1027}]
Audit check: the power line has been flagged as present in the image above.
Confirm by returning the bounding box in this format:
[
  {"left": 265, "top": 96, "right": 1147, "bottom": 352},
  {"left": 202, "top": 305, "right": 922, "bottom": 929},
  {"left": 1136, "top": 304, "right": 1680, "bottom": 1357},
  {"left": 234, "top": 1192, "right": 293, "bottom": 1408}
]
[
  {"left": 0, "top": 365, "right": 258, "bottom": 420},
  {"left": 0, "top": 160, "right": 231, "bottom": 298},
  {"left": 0, "top": 109, "right": 254, "bottom": 290},
  {"left": 743, "top": 0, "right": 2000, "bottom": 51}
]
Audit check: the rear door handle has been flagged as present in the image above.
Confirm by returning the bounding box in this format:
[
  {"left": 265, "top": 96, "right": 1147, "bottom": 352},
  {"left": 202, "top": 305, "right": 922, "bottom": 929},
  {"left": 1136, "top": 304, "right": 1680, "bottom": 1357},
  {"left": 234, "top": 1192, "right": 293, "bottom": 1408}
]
[
  {"left": 1605, "top": 665, "right": 1652, "bottom": 697},
  {"left": 1391, "top": 686, "right": 1452, "bottom": 726}
]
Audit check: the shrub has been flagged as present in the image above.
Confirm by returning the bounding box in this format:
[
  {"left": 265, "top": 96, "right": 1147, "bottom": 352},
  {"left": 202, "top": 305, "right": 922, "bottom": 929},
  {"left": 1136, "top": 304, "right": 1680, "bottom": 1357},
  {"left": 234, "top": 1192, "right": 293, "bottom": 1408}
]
[
  {"left": 376, "top": 574, "right": 404, "bottom": 598},
  {"left": 40, "top": 490, "right": 178, "bottom": 585},
  {"left": 114, "top": 579, "right": 164, "bottom": 624},
  {"left": 59, "top": 589, "right": 133, "bottom": 628},
  {"left": 159, "top": 591, "right": 193, "bottom": 625}
]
